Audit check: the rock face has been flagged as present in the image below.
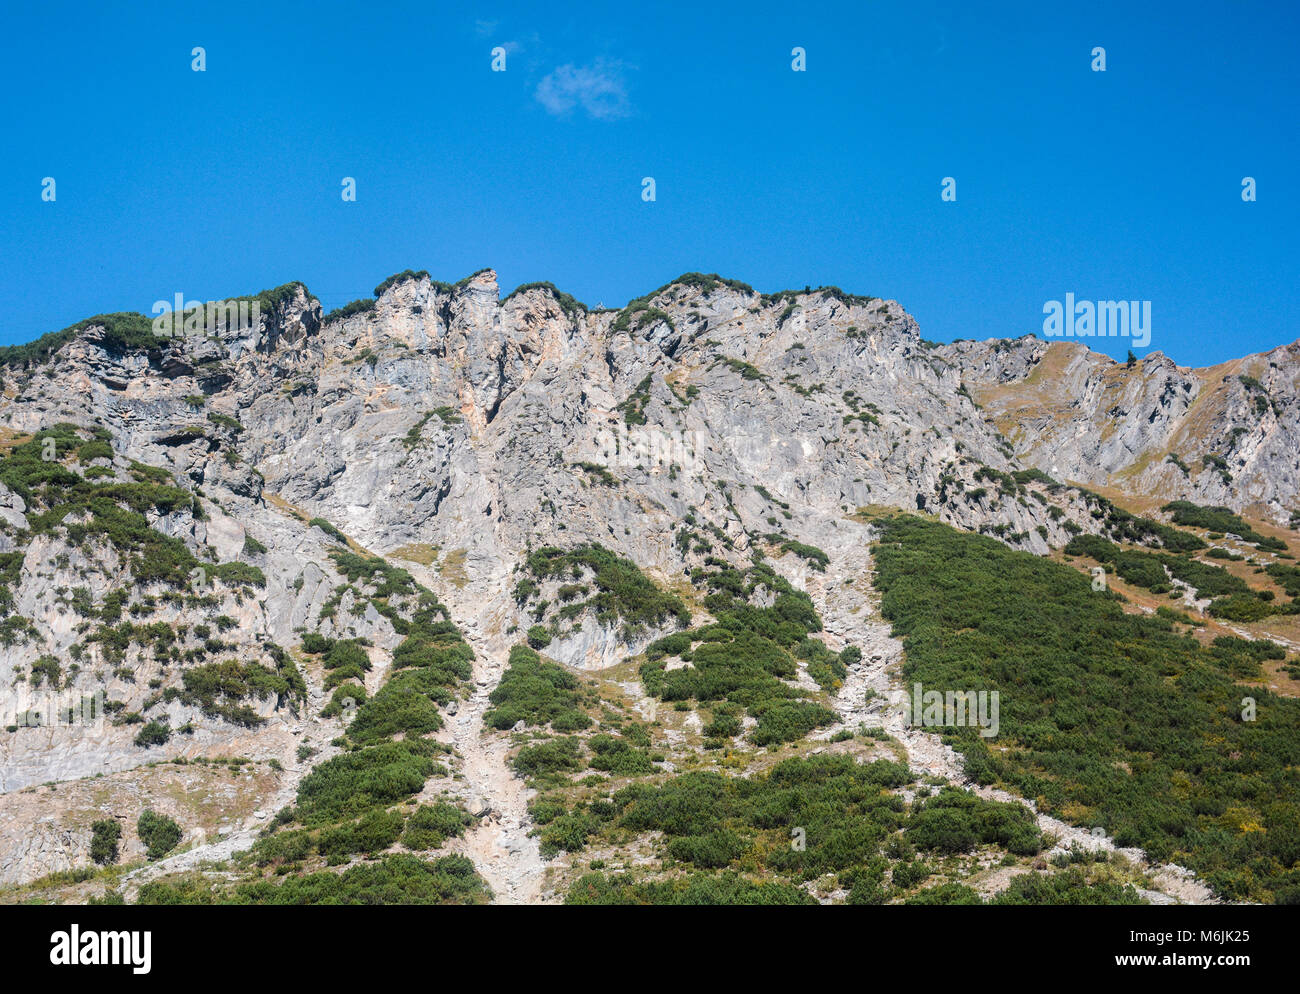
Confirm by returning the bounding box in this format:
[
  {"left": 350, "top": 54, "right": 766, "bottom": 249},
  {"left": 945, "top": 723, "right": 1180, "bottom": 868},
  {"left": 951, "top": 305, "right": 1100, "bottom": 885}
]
[
  {"left": 940, "top": 337, "right": 1300, "bottom": 521},
  {"left": 11, "top": 272, "right": 1296, "bottom": 592},
  {"left": 0, "top": 267, "right": 1294, "bottom": 894}
]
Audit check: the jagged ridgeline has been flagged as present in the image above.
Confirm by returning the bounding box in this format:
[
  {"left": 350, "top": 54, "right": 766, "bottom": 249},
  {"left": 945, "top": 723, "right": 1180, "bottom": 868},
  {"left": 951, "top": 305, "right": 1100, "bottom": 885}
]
[
  {"left": 0, "top": 284, "right": 309, "bottom": 371},
  {"left": 0, "top": 267, "right": 1298, "bottom": 905}
]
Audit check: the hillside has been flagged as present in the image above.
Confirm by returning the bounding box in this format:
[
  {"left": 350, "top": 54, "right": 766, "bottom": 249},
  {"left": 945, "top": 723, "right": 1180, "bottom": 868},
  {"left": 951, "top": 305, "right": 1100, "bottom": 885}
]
[{"left": 1, "top": 269, "right": 1297, "bottom": 904}]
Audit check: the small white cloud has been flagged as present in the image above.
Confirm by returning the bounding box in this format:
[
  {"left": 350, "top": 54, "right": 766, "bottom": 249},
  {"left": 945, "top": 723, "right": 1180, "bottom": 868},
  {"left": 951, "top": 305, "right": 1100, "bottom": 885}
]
[{"left": 535, "top": 59, "right": 632, "bottom": 120}]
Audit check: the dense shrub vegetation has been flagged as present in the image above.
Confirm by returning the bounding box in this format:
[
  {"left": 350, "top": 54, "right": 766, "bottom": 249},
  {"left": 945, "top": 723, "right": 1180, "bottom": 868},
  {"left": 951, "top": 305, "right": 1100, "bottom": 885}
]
[
  {"left": 1063, "top": 531, "right": 1295, "bottom": 621},
  {"left": 228, "top": 548, "right": 487, "bottom": 903},
  {"left": 552, "top": 752, "right": 1136, "bottom": 905},
  {"left": 0, "top": 422, "right": 267, "bottom": 685},
  {"left": 0, "top": 416, "right": 491, "bottom": 904},
  {"left": 484, "top": 645, "right": 592, "bottom": 731},
  {"left": 133, "top": 720, "right": 171, "bottom": 747},
  {"left": 402, "top": 803, "right": 474, "bottom": 850},
  {"left": 1069, "top": 489, "right": 1206, "bottom": 552},
  {"left": 522, "top": 544, "right": 691, "bottom": 639},
  {"left": 639, "top": 560, "right": 842, "bottom": 742},
  {"left": 293, "top": 741, "right": 443, "bottom": 826},
  {"left": 503, "top": 281, "right": 588, "bottom": 318},
  {"left": 0, "top": 426, "right": 212, "bottom": 596},
  {"left": 323, "top": 298, "right": 376, "bottom": 322},
  {"left": 0, "top": 313, "right": 158, "bottom": 369},
  {"left": 874, "top": 514, "right": 1300, "bottom": 902},
  {"left": 1163, "top": 500, "right": 1287, "bottom": 552},
  {"left": 90, "top": 820, "right": 122, "bottom": 865},
  {"left": 175, "top": 653, "right": 306, "bottom": 726},
  {"left": 137, "top": 810, "right": 182, "bottom": 860},
  {"left": 136, "top": 854, "right": 488, "bottom": 905}
]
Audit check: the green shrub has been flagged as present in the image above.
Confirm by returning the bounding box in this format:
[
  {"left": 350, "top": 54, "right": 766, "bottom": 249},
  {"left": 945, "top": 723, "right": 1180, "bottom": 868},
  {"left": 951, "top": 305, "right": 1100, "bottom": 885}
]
[
  {"left": 345, "top": 670, "right": 445, "bottom": 743},
  {"left": 904, "top": 883, "right": 985, "bottom": 905},
  {"left": 484, "top": 645, "right": 589, "bottom": 731},
  {"left": 90, "top": 820, "right": 122, "bottom": 865},
  {"left": 611, "top": 756, "right": 913, "bottom": 882},
  {"left": 309, "top": 518, "right": 349, "bottom": 544},
  {"left": 77, "top": 439, "right": 113, "bottom": 462},
  {"left": 1, "top": 312, "right": 157, "bottom": 369},
  {"left": 512, "top": 736, "right": 584, "bottom": 779},
  {"left": 179, "top": 655, "right": 303, "bottom": 726},
  {"left": 566, "top": 871, "right": 816, "bottom": 905},
  {"left": 137, "top": 854, "right": 488, "bottom": 905},
  {"left": 137, "top": 810, "right": 182, "bottom": 860},
  {"left": 206, "top": 412, "right": 243, "bottom": 433},
  {"left": 637, "top": 561, "right": 836, "bottom": 741},
  {"left": 295, "top": 741, "right": 441, "bottom": 826},
  {"left": 374, "top": 269, "right": 430, "bottom": 297},
  {"left": 503, "top": 281, "right": 588, "bottom": 319},
  {"left": 906, "top": 788, "right": 1041, "bottom": 855},
  {"left": 1163, "top": 500, "right": 1286, "bottom": 552},
  {"left": 1207, "top": 593, "right": 1277, "bottom": 622},
  {"left": 703, "top": 710, "right": 742, "bottom": 738},
  {"left": 134, "top": 720, "right": 171, "bottom": 747},
  {"left": 316, "top": 810, "right": 405, "bottom": 862},
  {"left": 749, "top": 700, "right": 837, "bottom": 745},
  {"left": 29, "top": 654, "right": 61, "bottom": 688},
  {"left": 324, "top": 298, "right": 377, "bottom": 322},
  {"left": 779, "top": 539, "right": 830, "bottom": 572},
  {"left": 403, "top": 803, "right": 473, "bottom": 850},
  {"left": 587, "top": 733, "right": 656, "bottom": 775},
  {"left": 618, "top": 374, "right": 653, "bottom": 426},
  {"left": 321, "top": 682, "right": 367, "bottom": 717},
  {"left": 523, "top": 545, "right": 691, "bottom": 637},
  {"left": 538, "top": 810, "right": 605, "bottom": 856},
  {"left": 991, "top": 867, "right": 1145, "bottom": 905}
]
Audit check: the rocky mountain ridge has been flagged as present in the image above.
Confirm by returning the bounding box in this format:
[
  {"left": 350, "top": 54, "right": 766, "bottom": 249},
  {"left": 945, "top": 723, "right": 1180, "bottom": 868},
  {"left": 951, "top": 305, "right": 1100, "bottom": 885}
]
[{"left": 1, "top": 268, "right": 1296, "bottom": 903}]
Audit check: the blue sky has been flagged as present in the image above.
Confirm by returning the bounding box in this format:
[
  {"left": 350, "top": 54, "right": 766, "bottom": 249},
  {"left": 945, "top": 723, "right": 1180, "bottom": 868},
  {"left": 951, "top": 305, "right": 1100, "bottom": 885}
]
[{"left": 3, "top": 0, "right": 1296, "bottom": 367}]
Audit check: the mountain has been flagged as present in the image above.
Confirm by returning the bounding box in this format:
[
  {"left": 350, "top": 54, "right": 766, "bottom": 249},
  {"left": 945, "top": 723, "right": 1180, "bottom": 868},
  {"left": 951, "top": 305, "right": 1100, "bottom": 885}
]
[
  {"left": 943, "top": 336, "right": 1300, "bottom": 515},
  {"left": 1, "top": 269, "right": 1297, "bottom": 905}
]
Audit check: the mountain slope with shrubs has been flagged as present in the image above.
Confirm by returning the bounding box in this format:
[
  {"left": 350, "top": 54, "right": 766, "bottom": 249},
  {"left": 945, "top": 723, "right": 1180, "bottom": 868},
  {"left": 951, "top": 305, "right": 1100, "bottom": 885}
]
[{"left": 1, "top": 268, "right": 1298, "bottom": 903}]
